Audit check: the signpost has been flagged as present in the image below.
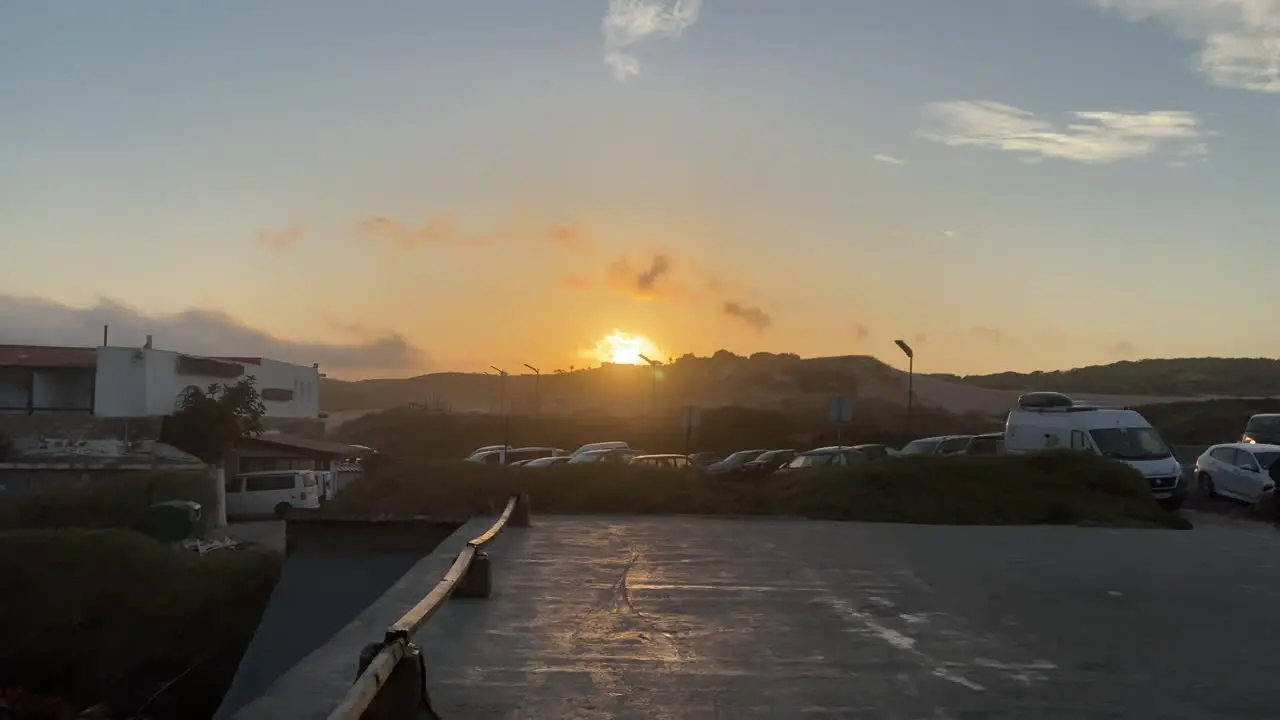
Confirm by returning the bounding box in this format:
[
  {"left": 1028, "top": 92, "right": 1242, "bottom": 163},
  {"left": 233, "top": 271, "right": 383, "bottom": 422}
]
[
  {"left": 682, "top": 405, "right": 701, "bottom": 455},
  {"left": 828, "top": 395, "right": 853, "bottom": 447}
]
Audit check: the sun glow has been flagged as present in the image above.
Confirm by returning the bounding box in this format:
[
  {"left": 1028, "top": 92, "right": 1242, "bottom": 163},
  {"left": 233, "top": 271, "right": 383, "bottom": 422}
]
[{"left": 587, "top": 330, "right": 665, "bottom": 366}]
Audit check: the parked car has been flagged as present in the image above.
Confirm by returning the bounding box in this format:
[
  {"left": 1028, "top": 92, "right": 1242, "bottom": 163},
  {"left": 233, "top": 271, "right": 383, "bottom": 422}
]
[
  {"left": 1243, "top": 414, "right": 1280, "bottom": 445},
  {"left": 1195, "top": 443, "right": 1280, "bottom": 504},
  {"left": 465, "top": 445, "right": 510, "bottom": 461},
  {"left": 899, "top": 436, "right": 948, "bottom": 455},
  {"left": 522, "top": 456, "right": 573, "bottom": 468},
  {"left": 464, "top": 449, "right": 506, "bottom": 465},
  {"left": 630, "top": 454, "right": 692, "bottom": 470},
  {"left": 569, "top": 441, "right": 632, "bottom": 458},
  {"left": 706, "top": 449, "right": 770, "bottom": 475},
  {"left": 743, "top": 449, "right": 797, "bottom": 474},
  {"left": 505, "top": 447, "right": 567, "bottom": 463},
  {"left": 687, "top": 452, "right": 723, "bottom": 469},
  {"left": 568, "top": 448, "right": 638, "bottom": 465},
  {"left": 963, "top": 433, "right": 1004, "bottom": 455},
  {"left": 775, "top": 446, "right": 871, "bottom": 474},
  {"left": 849, "top": 444, "right": 893, "bottom": 460}
]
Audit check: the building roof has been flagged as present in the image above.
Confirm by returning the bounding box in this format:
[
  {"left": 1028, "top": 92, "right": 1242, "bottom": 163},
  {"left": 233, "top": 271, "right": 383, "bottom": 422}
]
[
  {"left": 0, "top": 344, "right": 97, "bottom": 368},
  {"left": 239, "top": 432, "right": 368, "bottom": 457},
  {"left": 217, "top": 356, "right": 263, "bottom": 365}
]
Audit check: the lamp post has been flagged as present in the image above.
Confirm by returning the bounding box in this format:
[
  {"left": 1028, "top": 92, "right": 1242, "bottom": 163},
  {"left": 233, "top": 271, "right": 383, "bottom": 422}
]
[
  {"left": 490, "top": 366, "right": 510, "bottom": 461},
  {"left": 638, "top": 354, "right": 659, "bottom": 416},
  {"left": 893, "top": 340, "right": 914, "bottom": 433},
  {"left": 523, "top": 364, "right": 540, "bottom": 415}
]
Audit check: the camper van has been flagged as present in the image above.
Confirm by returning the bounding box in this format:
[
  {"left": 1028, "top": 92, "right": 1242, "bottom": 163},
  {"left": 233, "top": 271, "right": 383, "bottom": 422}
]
[{"left": 1004, "top": 392, "right": 1185, "bottom": 509}]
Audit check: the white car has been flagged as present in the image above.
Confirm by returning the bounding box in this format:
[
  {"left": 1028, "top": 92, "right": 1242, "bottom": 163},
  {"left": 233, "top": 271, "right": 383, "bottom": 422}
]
[{"left": 1194, "top": 442, "right": 1280, "bottom": 504}]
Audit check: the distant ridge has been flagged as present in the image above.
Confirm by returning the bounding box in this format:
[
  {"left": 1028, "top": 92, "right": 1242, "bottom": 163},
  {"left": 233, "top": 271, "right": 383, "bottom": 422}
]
[{"left": 320, "top": 353, "right": 1261, "bottom": 418}]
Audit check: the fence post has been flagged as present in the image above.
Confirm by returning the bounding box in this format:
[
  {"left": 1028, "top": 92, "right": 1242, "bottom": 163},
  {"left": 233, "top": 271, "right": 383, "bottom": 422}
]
[
  {"left": 511, "top": 492, "right": 531, "bottom": 528},
  {"left": 453, "top": 550, "right": 492, "bottom": 599},
  {"left": 355, "top": 642, "right": 433, "bottom": 719}
]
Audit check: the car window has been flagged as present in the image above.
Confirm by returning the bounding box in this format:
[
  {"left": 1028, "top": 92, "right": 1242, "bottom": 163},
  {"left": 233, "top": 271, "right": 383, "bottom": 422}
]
[
  {"left": 1234, "top": 449, "right": 1261, "bottom": 472},
  {"left": 1254, "top": 451, "right": 1280, "bottom": 470},
  {"left": 901, "top": 439, "right": 940, "bottom": 455},
  {"left": 968, "top": 437, "right": 1000, "bottom": 455},
  {"left": 1210, "top": 447, "right": 1234, "bottom": 462},
  {"left": 937, "top": 437, "right": 972, "bottom": 454},
  {"left": 673, "top": 457, "right": 688, "bottom": 468}
]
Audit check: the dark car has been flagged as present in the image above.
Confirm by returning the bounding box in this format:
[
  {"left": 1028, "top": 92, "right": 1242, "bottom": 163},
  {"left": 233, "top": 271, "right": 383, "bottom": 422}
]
[
  {"left": 899, "top": 436, "right": 947, "bottom": 455},
  {"left": 687, "top": 452, "right": 723, "bottom": 469},
  {"left": 706, "top": 449, "right": 770, "bottom": 475},
  {"left": 964, "top": 433, "right": 1004, "bottom": 455},
  {"left": 743, "top": 449, "right": 797, "bottom": 474},
  {"left": 851, "top": 444, "right": 892, "bottom": 460},
  {"left": 1244, "top": 414, "right": 1280, "bottom": 445},
  {"left": 775, "top": 446, "right": 871, "bottom": 474}
]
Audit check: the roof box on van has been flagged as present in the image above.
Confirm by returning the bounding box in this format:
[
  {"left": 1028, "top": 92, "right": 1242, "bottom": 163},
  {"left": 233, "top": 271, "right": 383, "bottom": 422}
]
[{"left": 1017, "top": 391, "right": 1073, "bottom": 409}]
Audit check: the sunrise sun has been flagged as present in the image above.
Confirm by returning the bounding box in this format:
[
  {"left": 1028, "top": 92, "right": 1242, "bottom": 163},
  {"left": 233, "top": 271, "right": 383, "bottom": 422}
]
[{"left": 587, "top": 330, "right": 665, "bottom": 366}]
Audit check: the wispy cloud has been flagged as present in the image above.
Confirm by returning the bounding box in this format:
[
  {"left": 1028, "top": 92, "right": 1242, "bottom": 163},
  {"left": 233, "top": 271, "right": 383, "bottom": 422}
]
[
  {"left": 918, "top": 101, "right": 1208, "bottom": 164},
  {"left": 0, "top": 295, "right": 425, "bottom": 373},
  {"left": 942, "top": 229, "right": 955, "bottom": 238},
  {"left": 257, "top": 225, "right": 305, "bottom": 253},
  {"left": 603, "top": 0, "right": 700, "bottom": 81},
  {"left": 1091, "top": 0, "right": 1280, "bottom": 93},
  {"left": 722, "top": 301, "right": 772, "bottom": 332},
  {"left": 357, "top": 214, "right": 594, "bottom": 253},
  {"left": 873, "top": 154, "right": 907, "bottom": 165}
]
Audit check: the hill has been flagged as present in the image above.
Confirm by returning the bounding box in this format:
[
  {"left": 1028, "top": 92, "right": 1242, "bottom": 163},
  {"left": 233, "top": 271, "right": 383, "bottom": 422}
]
[
  {"left": 319, "top": 351, "right": 1204, "bottom": 419},
  {"left": 936, "top": 357, "right": 1280, "bottom": 397}
]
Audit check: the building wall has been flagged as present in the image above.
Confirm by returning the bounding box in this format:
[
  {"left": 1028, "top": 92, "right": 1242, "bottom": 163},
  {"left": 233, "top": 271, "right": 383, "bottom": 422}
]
[{"left": 94, "top": 347, "right": 321, "bottom": 419}]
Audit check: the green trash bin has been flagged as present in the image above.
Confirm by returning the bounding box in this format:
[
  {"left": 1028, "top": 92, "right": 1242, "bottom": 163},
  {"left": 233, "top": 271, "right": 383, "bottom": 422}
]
[{"left": 141, "top": 500, "right": 203, "bottom": 543}]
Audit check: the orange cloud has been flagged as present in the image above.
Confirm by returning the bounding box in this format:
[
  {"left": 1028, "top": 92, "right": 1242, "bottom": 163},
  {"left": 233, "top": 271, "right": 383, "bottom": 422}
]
[
  {"left": 257, "top": 225, "right": 305, "bottom": 253},
  {"left": 603, "top": 254, "right": 689, "bottom": 300}
]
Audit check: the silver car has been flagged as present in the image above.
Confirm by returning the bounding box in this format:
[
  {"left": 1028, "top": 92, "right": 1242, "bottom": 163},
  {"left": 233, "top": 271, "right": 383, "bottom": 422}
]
[{"left": 1194, "top": 442, "right": 1280, "bottom": 504}]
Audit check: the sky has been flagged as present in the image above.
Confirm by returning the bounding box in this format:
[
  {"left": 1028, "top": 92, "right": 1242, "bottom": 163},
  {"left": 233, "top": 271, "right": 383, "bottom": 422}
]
[{"left": 5, "top": 0, "right": 1280, "bottom": 379}]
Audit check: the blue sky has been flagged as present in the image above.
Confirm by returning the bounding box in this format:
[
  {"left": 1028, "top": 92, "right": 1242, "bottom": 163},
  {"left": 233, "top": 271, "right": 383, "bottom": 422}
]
[{"left": 3, "top": 0, "right": 1279, "bottom": 378}]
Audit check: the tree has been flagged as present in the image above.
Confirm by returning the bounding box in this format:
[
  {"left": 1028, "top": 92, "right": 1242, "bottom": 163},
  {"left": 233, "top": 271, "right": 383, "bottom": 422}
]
[{"left": 160, "top": 378, "right": 266, "bottom": 463}]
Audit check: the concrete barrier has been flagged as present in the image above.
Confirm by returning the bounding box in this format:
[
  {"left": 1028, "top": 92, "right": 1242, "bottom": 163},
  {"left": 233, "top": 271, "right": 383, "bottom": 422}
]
[{"left": 326, "top": 493, "right": 530, "bottom": 720}]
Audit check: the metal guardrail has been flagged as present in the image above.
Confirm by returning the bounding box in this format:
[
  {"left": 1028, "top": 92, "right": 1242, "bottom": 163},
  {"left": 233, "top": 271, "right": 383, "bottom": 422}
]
[{"left": 326, "top": 494, "right": 527, "bottom": 720}]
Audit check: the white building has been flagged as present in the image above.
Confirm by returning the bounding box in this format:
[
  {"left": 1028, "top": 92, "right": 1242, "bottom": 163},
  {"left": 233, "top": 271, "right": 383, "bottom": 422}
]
[
  {"left": 0, "top": 343, "right": 321, "bottom": 419},
  {"left": 95, "top": 346, "right": 321, "bottom": 419}
]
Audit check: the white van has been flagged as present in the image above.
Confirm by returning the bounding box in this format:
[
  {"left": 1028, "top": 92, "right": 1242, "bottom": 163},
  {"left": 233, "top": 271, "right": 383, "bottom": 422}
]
[
  {"left": 227, "top": 470, "right": 322, "bottom": 519},
  {"left": 1004, "top": 392, "right": 1185, "bottom": 508}
]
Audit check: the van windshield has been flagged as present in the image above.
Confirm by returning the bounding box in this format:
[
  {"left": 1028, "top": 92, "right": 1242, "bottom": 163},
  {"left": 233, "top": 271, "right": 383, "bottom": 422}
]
[{"left": 1088, "top": 427, "right": 1171, "bottom": 461}]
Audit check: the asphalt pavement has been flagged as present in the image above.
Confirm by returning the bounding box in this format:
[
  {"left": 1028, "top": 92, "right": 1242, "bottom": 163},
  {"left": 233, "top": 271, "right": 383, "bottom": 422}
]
[{"left": 413, "top": 516, "right": 1280, "bottom": 719}]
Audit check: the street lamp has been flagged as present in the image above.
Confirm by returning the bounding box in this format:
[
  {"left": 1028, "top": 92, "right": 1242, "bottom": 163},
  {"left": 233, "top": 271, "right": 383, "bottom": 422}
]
[
  {"left": 490, "top": 366, "right": 510, "bottom": 461},
  {"left": 638, "top": 354, "right": 659, "bottom": 416},
  {"left": 523, "top": 364, "right": 540, "bottom": 415},
  {"left": 893, "top": 340, "right": 914, "bottom": 433}
]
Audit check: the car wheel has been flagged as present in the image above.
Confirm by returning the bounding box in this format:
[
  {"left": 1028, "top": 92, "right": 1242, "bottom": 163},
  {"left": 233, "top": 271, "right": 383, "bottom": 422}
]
[
  {"left": 274, "top": 502, "right": 293, "bottom": 519},
  {"left": 1197, "top": 473, "right": 1216, "bottom": 499}
]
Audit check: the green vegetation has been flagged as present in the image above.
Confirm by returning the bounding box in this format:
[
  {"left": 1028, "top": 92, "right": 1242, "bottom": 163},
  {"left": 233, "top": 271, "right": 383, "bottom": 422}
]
[
  {"left": 1138, "top": 398, "right": 1280, "bottom": 444},
  {"left": 333, "top": 403, "right": 996, "bottom": 461},
  {"left": 161, "top": 377, "right": 266, "bottom": 463},
  {"left": 0, "top": 529, "right": 281, "bottom": 719},
  {"left": 331, "top": 451, "right": 1189, "bottom": 530},
  {"left": 0, "top": 470, "right": 216, "bottom": 534},
  {"left": 940, "top": 357, "right": 1280, "bottom": 397}
]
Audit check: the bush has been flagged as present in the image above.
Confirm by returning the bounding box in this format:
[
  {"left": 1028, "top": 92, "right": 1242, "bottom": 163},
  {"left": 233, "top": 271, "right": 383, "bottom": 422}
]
[
  {"left": 0, "top": 529, "right": 281, "bottom": 719},
  {"left": 0, "top": 471, "right": 216, "bottom": 533},
  {"left": 331, "top": 451, "right": 1188, "bottom": 530}
]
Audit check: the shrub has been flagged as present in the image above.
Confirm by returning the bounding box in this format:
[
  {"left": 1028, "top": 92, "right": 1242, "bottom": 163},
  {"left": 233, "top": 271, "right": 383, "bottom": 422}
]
[
  {"left": 0, "top": 529, "right": 281, "bottom": 719},
  {"left": 0, "top": 471, "right": 216, "bottom": 533},
  {"left": 331, "top": 451, "right": 1188, "bottom": 530}
]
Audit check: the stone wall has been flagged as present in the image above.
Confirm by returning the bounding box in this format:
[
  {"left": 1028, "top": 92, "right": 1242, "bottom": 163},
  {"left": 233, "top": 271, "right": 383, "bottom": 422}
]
[{"left": 0, "top": 413, "right": 162, "bottom": 445}]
